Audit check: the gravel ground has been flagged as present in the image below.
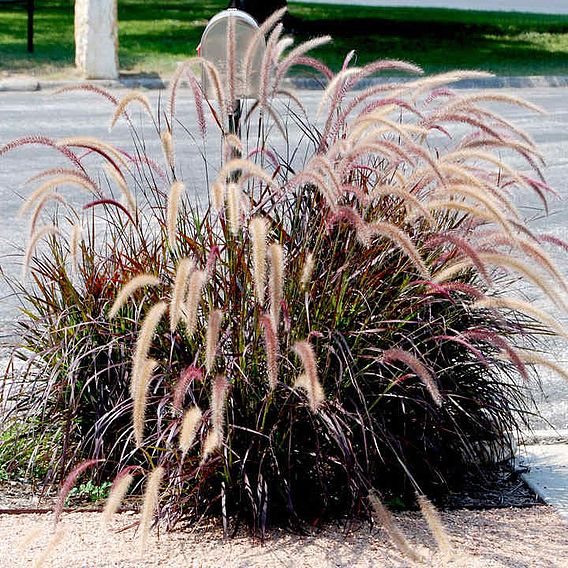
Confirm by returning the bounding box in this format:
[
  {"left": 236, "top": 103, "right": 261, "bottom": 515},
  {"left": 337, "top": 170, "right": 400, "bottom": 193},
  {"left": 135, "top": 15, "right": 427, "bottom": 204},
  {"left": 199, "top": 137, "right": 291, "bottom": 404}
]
[{"left": 0, "top": 506, "right": 566, "bottom": 568}]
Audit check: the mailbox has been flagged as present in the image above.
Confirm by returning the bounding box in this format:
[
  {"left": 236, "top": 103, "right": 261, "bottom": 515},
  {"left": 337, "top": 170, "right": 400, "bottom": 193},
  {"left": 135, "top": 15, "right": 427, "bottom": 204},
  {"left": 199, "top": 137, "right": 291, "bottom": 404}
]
[{"left": 199, "top": 8, "right": 266, "bottom": 102}]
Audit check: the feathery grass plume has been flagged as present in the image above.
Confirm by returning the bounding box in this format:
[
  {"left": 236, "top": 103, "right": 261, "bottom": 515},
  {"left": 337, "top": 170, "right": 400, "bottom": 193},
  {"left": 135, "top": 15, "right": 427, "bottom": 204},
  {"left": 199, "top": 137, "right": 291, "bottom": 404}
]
[
  {"left": 179, "top": 405, "right": 203, "bottom": 454},
  {"left": 28, "top": 192, "right": 68, "bottom": 237},
  {"left": 172, "top": 366, "right": 203, "bottom": 411},
  {"left": 243, "top": 6, "right": 287, "bottom": 90},
  {"left": 32, "top": 528, "right": 65, "bottom": 568},
  {"left": 139, "top": 466, "right": 164, "bottom": 553},
  {"left": 417, "top": 494, "right": 452, "bottom": 558},
  {"left": 70, "top": 222, "right": 82, "bottom": 275},
  {"left": 383, "top": 348, "right": 442, "bottom": 407},
  {"left": 211, "top": 375, "right": 229, "bottom": 435},
  {"left": 104, "top": 164, "right": 137, "bottom": 218},
  {"left": 184, "top": 269, "right": 207, "bottom": 337},
  {"left": 250, "top": 216, "right": 268, "bottom": 304},
  {"left": 219, "top": 158, "right": 277, "bottom": 191},
  {"left": 206, "top": 309, "right": 224, "bottom": 374},
  {"left": 268, "top": 243, "right": 284, "bottom": 331},
  {"left": 56, "top": 136, "right": 129, "bottom": 169},
  {"left": 167, "top": 181, "right": 185, "bottom": 248},
  {"left": 133, "top": 358, "right": 158, "bottom": 447},
  {"left": 474, "top": 297, "right": 568, "bottom": 340},
  {"left": 53, "top": 459, "right": 100, "bottom": 525},
  {"left": 102, "top": 472, "right": 134, "bottom": 526},
  {"left": 170, "top": 257, "right": 194, "bottom": 332},
  {"left": 293, "top": 340, "right": 324, "bottom": 412},
  {"left": 436, "top": 253, "right": 568, "bottom": 312},
  {"left": 0, "top": 135, "right": 83, "bottom": 168},
  {"left": 227, "top": 182, "right": 242, "bottom": 235},
  {"left": 369, "top": 490, "right": 424, "bottom": 564},
  {"left": 260, "top": 314, "right": 279, "bottom": 390},
  {"left": 506, "top": 350, "right": 568, "bottom": 383},
  {"left": 426, "top": 233, "right": 491, "bottom": 286},
  {"left": 201, "top": 428, "right": 223, "bottom": 464},
  {"left": 445, "top": 92, "right": 545, "bottom": 116},
  {"left": 300, "top": 252, "right": 315, "bottom": 290},
  {"left": 110, "top": 91, "right": 154, "bottom": 130},
  {"left": 109, "top": 274, "right": 161, "bottom": 319},
  {"left": 20, "top": 175, "right": 97, "bottom": 216},
  {"left": 211, "top": 180, "right": 226, "bottom": 212},
  {"left": 23, "top": 225, "right": 61, "bottom": 278},
  {"left": 370, "top": 221, "right": 430, "bottom": 279},
  {"left": 131, "top": 301, "right": 167, "bottom": 398},
  {"left": 227, "top": 14, "right": 236, "bottom": 107},
  {"left": 224, "top": 133, "right": 243, "bottom": 160},
  {"left": 160, "top": 130, "right": 175, "bottom": 170},
  {"left": 432, "top": 179, "right": 517, "bottom": 235},
  {"left": 259, "top": 23, "right": 284, "bottom": 107},
  {"left": 372, "top": 186, "right": 435, "bottom": 226}
]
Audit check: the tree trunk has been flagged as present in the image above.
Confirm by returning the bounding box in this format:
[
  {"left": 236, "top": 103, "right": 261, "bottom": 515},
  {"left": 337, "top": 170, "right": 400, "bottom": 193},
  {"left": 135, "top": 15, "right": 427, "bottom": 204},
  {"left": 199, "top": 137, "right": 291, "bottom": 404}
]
[{"left": 230, "top": 0, "right": 287, "bottom": 24}]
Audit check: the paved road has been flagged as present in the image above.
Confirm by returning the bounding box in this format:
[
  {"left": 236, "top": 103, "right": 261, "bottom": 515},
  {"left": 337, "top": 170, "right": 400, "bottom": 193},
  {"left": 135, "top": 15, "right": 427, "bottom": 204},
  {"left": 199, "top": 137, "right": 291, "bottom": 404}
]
[
  {"left": 1, "top": 86, "right": 567, "bottom": 427},
  {"left": 290, "top": 0, "right": 568, "bottom": 15}
]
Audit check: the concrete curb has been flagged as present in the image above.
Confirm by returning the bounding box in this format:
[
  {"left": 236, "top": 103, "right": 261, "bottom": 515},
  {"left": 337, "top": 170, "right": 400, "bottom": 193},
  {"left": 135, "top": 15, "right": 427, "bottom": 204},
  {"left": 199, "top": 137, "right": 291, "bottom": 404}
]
[{"left": 1, "top": 74, "right": 568, "bottom": 93}]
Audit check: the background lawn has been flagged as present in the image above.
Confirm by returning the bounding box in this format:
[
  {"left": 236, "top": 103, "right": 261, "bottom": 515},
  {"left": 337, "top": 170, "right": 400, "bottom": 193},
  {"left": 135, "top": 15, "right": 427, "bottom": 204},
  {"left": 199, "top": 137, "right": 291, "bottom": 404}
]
[{"left": 0, "top": 0, "right": 567, "bottom": 78}]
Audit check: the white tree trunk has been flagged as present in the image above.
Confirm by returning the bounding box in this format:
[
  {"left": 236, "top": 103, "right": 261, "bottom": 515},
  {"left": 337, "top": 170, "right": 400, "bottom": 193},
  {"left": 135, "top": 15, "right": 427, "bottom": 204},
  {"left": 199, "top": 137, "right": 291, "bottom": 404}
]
[{"left": 75, "top": 0, "right": 119, "bottom": 79}]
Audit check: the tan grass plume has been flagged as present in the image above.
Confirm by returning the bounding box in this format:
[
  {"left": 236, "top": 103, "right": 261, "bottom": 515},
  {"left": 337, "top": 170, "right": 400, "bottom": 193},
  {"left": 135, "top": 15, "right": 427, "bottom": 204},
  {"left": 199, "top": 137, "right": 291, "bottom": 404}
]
[
  {"left": 268, "top": 243, "right": 284, "bottom": 331},
  {"left": 300, "top": 252, "right": 315, "bottom": 290},
  {"left": 250, "top": 216, "right": 268, "bottom": 304},
  {"left": 131, "top": 301, "right": 167, "bottom": 398},
  {"left": 109, "top": 274, "right": 161, "bottom": 319},
  {"left": 184, "top": 269, "right": 207, "bottom": 337},
  {"left": 133, "top": 358, "right": 158, "bottom": 447},
  {"left": 293, "top": 340, "right": 324, "bottom": 412},
  {"left": 110, "top": 91, "right": 155, "bottom": 130},
  {"left": 102, "top": 472, "right": 134, "bottom": 527},
  {"left": 205, "top": 309, "right": 224, "bottom": 374},
  {"left": 211, "top": 180, "right": 226, "bottom": 212},
  {"left": 227, "top": 182, "right": 242, "bottom": 235},
  {"left": 179, "top": 405, "right": 203, "bottom": 454},
  {"left": 167, "top": 180, "right": 185, "bottom": 248},
  {"left": 161, "top": 130, "right": 175, "bottom": 170},
  {"left": 170, "top": 258, "right": 195, "bottom": 332},
  {"left": 417, "top": 494, "right": 452, "bottom": 558},
  {"left": 139, "top": 466, "right": 164, "bottom": 553}
]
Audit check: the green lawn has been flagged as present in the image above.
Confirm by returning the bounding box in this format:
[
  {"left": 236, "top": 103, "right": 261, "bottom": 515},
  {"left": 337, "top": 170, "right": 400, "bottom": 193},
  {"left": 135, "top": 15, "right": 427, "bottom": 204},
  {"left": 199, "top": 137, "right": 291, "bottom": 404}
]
[{"left": 1, "top": 1, "right": 567, "bottom": 78}]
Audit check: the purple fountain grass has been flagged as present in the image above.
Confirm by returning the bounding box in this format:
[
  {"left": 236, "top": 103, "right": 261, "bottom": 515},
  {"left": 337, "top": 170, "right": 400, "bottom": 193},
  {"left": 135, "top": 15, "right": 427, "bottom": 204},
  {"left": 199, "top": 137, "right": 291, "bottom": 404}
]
[
  {"left": 102, "top": 470, "right": 135, "bottom": 526},
  {"left": 172, "top": 366, "right": 203, "bottom": 412},
  {"left": 260, "top": 314, "right": 279, "bottom": 390},
  {"left": 369, "top": 491, "right": 424, "bottom": 564},
  {"left": 53, "top": 459, "right": 101, "bottom": 525},
  {"left": 293, "top": 340, "right": 324, "bottom": 413},
  {"left": 110, "top": 91, "right": 155, "bottom": 130},
  {"left": 205, "top": 309, "right": 224, "bottom": 374},
  {"left": 268, "top": 244, "right": 284, "bottom": 331},
  {"left": 132, "top": 358, "right": 159, "bottom": 447},
  {"left": 167, "top": 181, "right": 185, "bottom": 248},
  {"left": 250, "top": 217, "right": 268, "bottom": 304},
  {"left": 139, "top": 466, "right": 164, "bottom": 552},
  {"left": 109, "top": 274, "right": 161, "bottom": 320},
  {"left": 179, "top": 406, "right": 203, "bottom": 454},
  {"left": 382, "top": 348, "right": 442, "bottom": 407},
  {"left": 183, "top": 269, "right": 207, "bottom": 337}
]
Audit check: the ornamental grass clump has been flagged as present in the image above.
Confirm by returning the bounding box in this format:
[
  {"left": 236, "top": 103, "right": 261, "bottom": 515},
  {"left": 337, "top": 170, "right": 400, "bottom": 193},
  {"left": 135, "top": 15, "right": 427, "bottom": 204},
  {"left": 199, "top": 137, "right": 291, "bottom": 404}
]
[{"left": 2, "top": 9, "right": 567, "bottom": 543}]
